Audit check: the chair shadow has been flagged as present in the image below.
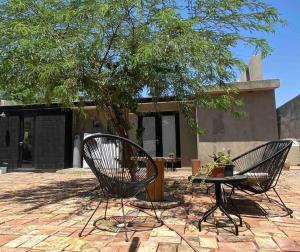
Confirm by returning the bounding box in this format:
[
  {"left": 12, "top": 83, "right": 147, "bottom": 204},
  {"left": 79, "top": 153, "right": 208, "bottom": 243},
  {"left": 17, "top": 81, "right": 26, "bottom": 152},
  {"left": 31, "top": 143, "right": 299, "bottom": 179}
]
[
  {"left": 227, "top": 193, "right": 290, "bottom": 218},
  {"left": 227, "top": 197, "right": 267, "bottom": 217}
]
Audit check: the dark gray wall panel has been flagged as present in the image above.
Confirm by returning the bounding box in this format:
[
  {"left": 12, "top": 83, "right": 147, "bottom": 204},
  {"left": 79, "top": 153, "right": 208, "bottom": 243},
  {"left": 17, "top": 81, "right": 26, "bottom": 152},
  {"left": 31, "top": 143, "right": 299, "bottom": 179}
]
[
  {"left": 34, "top": 115, "right": 65, "bottom": 169},
  {"left": 0, "top": 116, "right": 20, "bottom": 169}
]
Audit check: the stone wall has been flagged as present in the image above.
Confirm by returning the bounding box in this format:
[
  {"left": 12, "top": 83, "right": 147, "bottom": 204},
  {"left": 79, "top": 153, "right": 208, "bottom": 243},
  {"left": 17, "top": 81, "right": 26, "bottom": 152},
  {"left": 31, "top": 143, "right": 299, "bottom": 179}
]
[
  {"left": 277, "top": 95, "right": 300, "bottom": 166},
  {"left": 277, "top": 95, "right": 300, "bottom": 139}
]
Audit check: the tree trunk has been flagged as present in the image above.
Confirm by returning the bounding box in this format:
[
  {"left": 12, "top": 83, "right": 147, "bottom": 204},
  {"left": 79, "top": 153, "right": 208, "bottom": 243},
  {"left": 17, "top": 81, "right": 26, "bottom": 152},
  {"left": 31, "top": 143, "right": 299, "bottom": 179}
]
[{"left": 106, "top": 104, "right": 137, "bottom": 182}]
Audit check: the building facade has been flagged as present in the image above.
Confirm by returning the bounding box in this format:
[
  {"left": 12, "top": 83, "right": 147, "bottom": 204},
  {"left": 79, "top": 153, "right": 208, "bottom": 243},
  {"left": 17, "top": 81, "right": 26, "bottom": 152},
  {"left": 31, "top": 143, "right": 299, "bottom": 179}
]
[
  {"left": 0, "top": 56, "right": 280, "bottom": 169},
  {"left": 73, "top": 79, "right": 279, "bottom": 167},
  {"left": 0, "top": 104, "right": 73, "bottom": 169}
]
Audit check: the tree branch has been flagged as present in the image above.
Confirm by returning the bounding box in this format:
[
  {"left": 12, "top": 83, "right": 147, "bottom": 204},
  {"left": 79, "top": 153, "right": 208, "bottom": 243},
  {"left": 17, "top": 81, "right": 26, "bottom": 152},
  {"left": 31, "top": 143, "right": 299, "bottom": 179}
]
[{"left": 98, "top": 22, "right": 122, "bottom": 74}]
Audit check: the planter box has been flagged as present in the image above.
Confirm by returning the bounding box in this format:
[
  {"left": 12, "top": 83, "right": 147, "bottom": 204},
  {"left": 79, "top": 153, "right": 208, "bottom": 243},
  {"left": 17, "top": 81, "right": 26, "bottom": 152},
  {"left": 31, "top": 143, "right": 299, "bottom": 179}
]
[
  {"left": 211, "top": 164, "right": 234, "bottom": 178},
  {"left": 224, "top": 164, "right": 234, "bottom": 177},
  {"left": 211, "top": 166, "right": 225, "bottom": 178},
  {"left": 0, "top": 162, "right": 8, "bottom": 174},
  {"left": 191, "top": 159, "right": 201, "bottom": 175}
]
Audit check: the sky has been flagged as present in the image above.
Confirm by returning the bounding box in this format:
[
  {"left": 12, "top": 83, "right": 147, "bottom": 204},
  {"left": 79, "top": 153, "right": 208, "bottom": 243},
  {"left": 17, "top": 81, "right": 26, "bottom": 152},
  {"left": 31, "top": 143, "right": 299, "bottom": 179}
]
[{"left": 234, "top": 0, "right": 300, "bottom": 108}]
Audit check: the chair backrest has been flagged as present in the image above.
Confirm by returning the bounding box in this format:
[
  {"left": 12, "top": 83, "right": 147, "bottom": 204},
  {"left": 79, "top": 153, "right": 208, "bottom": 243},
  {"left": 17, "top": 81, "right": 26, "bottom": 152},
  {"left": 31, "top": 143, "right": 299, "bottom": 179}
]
[
  {"left": 82, "top": 134, "right": 158, "bottom": 196},
  {"left": 232, "top": 140, "right": 292, "bottom": 193}
]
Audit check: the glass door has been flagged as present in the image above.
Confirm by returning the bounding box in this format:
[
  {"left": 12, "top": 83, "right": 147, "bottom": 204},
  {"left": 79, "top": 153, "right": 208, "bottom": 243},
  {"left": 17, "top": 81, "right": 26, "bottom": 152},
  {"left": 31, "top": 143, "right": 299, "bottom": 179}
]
[
  {"left": 162, "top": 115, "right": 177, "bottom": 157},
  {"left": 139, "top": 112, "right": 180, "bottom": 159},
  {"left": 142, "top": 116, "right": 157, "bottom": 156},
  {"left": 19, "top": 117, "right": 35, "bottom": 168}
]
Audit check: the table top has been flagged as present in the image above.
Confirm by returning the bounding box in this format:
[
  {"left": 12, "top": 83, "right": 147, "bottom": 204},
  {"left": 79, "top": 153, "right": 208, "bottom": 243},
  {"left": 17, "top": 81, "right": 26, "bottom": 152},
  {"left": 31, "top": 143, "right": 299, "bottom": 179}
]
[
  {"left": 132, "top": 156, "right": 181, "bottom": 161},
  {"left": 160, "top": 157, "right": 181, "bottom": 162},
  {"left": 189, "top": 175, "right": 247, "bottom": 184}
]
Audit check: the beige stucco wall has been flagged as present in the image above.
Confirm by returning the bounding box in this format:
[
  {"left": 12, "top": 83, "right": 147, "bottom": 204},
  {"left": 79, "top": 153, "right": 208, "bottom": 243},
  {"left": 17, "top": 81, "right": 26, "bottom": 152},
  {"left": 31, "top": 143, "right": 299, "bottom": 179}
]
[
  {"left": 73, "top": 102, "right": 198, "bottom": 167},
  {"left": 179, "top": 109, "right": 198, "bottom": 167},
  {"left": 286, "top": 143, "right": 300, "bottom": 166},
  {"left": 72, "top": 107, "right": 108, "bottom": 136},
  {"left": 197, "top": 90, "right": 279, "bottom": 164},
  {"left": 72, "top": 83, "right": 278, "bottom": 167}
]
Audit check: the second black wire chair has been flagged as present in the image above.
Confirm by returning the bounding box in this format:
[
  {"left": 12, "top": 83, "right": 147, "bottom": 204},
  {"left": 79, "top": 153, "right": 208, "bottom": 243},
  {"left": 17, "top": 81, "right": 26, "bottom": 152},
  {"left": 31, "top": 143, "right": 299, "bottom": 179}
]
[{"left": 229, "top": 140, "right": 293, "bottom": 217}]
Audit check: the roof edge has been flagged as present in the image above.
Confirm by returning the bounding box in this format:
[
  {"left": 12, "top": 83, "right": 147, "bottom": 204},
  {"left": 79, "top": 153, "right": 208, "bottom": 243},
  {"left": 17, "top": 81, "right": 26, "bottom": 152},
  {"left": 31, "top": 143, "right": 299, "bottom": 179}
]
[{"left": 0, "top": 79, "right": 280, "bottom": 109}]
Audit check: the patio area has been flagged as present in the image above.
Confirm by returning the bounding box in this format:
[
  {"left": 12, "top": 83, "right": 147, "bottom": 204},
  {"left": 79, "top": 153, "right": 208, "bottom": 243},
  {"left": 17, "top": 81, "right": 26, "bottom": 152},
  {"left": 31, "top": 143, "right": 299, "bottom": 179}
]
[{"left": 0, "top": 169, "right": 300, "bottom": 252}]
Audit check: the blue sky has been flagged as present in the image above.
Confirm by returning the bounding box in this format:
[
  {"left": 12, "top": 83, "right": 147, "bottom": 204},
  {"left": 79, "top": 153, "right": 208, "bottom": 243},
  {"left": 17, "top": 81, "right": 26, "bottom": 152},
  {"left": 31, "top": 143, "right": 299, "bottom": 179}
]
[{"left": 234, "top": 0, "right": 300, "bottom": 108}]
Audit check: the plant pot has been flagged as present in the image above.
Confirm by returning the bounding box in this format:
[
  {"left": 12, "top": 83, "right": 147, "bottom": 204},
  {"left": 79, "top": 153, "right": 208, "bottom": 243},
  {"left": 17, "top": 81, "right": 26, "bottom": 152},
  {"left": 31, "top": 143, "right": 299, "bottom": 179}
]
[
  {"left": 224, "top": 164, "right": 234, "bottom": 177},
  {"left": 0, "top": 162, "right": 8, "bottom": 174},
  {"left": 191, "top": 159, "right": 201, "bottom": 175},
  {"left": 211, "top": 166, "right": 225, "bottom": 178}
]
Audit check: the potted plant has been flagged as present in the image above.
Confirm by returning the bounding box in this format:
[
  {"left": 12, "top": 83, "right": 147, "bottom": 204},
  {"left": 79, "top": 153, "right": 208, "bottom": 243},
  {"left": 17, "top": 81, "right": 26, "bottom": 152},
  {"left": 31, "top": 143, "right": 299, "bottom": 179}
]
[
  {"left": 190, "top": 150, "right": 234, "bottom": 189},
  {"left": 211, "top": 151, "right": 234, "bottom": 177},
  {"left": 0, "top": 161, "right": 8, "bottom": 174},
  {"left": 191, "top": 159, "right": 201, "bottom": 175}
]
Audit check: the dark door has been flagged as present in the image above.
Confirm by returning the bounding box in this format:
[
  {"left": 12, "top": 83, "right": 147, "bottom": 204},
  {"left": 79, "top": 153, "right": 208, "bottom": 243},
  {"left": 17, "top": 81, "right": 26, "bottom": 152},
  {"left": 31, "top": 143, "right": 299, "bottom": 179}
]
[
  {"left": 138, "top": 112, "right": 180, "bottom": 158},
  {"left": 19, "top": 117, "right": 35, "bottom": 168}
]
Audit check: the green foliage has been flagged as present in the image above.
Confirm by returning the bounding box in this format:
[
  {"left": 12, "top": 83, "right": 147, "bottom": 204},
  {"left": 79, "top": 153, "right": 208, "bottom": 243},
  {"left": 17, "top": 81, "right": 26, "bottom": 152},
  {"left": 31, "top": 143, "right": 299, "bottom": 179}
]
[
  {"left": 190, "top": 149, "right": 233, "bottom": 188},
  {"left": 211, "top": 150, "right": 233, "bottom": 165},
  {"left": 0, "top": 0, "right": 284, "bottom": 135}
]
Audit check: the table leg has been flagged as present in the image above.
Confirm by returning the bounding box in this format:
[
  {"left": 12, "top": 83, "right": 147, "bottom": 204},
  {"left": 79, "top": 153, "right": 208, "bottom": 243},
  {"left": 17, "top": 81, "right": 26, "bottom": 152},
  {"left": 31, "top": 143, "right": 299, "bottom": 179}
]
[
  {"left": 198, "top": 205, "right": 218, "bottom": 230},
  {"left": 219, "top": 205, "right": 239, "bottom": 235},
  {"left": 227, "top": 196, "right": 242, "bottom": 226},
  {"left": 198, "top": 183, "right": 242, "bottom": 236}
]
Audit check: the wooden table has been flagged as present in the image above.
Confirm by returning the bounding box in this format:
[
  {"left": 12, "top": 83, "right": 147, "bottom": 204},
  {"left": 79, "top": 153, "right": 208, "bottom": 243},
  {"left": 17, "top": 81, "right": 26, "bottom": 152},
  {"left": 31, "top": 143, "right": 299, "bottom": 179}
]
[
  {"left": 133, "top": 156, "right": 181, "bottom": 202},
  {"left": 146, "top": 157, "right": 180, "bottom": 201},
  {"left": 147, "top": 158, "right": 165, "bottom": 202}
]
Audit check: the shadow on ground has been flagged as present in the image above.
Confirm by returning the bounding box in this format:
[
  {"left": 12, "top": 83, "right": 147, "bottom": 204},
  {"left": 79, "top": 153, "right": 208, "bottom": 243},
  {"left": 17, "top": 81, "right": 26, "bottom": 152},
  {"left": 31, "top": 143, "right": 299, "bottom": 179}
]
[{"left": 0, "top": 177, "right": 99, "bottom": 212}]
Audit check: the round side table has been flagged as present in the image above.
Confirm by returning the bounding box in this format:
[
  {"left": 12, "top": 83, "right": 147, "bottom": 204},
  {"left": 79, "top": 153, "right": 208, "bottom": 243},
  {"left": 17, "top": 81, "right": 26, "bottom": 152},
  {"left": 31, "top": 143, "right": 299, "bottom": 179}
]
[{"left": 190, "top": 175, "right": 247, "bottom": 235}]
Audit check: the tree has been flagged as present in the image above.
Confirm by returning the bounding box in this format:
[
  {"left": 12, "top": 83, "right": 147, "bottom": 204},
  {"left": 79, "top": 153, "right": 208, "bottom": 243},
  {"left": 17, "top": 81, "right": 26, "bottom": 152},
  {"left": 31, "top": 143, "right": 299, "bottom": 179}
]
[{"left": 0, "top": 0, "right": 284, "bottom": 137}]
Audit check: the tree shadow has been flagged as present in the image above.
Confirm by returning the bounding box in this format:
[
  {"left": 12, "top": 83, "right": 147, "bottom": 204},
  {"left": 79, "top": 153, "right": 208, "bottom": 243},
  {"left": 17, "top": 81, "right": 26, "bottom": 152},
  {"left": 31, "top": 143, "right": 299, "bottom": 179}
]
[{"left": 0, "top": 177, "right": 99, "bottom": 213}]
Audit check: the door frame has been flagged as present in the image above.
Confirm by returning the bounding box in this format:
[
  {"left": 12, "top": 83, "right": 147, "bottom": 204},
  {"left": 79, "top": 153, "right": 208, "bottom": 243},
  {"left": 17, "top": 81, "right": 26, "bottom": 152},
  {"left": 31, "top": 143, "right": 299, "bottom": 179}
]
[
  {"left": 18, "top": 112, "right": 36, "bottom": 168},
  {"left": 138, "top": 111, "right": 181, "bottom": 158}
]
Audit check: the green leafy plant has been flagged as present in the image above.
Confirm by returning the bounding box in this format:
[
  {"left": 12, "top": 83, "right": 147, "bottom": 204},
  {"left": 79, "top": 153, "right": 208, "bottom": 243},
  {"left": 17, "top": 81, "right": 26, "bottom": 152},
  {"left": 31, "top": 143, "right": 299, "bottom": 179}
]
[
  {"left": 211, "top": 151, "right": 233, "bottom": 166},
  {"left": 190, "top": 150, "right": 233, "bottom": 189},
  {"left": 0, "top": 0, "right": 285, "bottom": 138}
]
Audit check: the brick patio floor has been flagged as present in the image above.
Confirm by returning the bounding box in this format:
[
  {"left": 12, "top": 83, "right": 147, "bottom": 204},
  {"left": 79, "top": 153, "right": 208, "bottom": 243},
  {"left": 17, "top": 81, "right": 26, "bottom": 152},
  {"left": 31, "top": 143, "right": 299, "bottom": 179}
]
[{"left": 0, "top": 169, "right": 300, "bottom": 252}]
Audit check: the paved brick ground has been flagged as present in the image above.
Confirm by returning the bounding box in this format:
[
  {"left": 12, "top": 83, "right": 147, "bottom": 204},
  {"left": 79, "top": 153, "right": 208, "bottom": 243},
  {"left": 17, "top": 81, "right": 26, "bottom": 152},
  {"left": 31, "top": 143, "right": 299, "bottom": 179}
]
[{"left": 0, "top": 169, "right": 300, "bottom": 252}]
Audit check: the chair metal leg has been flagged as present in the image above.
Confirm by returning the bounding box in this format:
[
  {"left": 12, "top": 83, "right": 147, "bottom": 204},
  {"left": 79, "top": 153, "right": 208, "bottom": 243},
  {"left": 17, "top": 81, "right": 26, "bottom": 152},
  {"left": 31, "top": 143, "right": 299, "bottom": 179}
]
[
  {"left": 272, "top": 188, "right": 293, "bottom": 218},
  {"left": 228, "top": 187, "right": 235, "bottom": 198},
  {"left": 79, "top": 200, "right": 102, "bottom": 237},
  {"left": 121, "top": 197, "right": 129, "bottom": 242},
  {"left": 145, "top": 188, "right": 161, "bottom": 223},
  {"left": 104, "top": 197, "right": 109, "bottom": 219},
  {"left": 265, "top": 192, "right": 272, "bottom": 203},
  {"left": 206, "top": 184, "right": 213, "bottom": 194},
  {"left": 222, "top": 185, "right": 228, "bottom": 204}
]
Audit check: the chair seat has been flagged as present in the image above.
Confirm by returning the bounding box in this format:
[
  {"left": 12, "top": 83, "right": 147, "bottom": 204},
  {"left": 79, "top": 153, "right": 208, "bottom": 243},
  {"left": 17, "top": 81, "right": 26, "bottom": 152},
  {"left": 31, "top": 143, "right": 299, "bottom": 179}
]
[
  {"left": 100, "top": 173, "right": 150, "bottom": 198},
  {"left": 234, "top": 171, "right": 269, "bottom": 186}
]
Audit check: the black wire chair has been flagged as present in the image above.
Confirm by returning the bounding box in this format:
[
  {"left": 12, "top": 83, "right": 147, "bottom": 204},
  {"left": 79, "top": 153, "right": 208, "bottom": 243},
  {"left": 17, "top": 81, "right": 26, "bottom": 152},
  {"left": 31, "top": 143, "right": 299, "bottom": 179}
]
[
  {"left": 229, "top": 140, "right": 293, "bottom": 217},
  {"left": 79, "top": 134, "right": 161, "bottom": 241}
]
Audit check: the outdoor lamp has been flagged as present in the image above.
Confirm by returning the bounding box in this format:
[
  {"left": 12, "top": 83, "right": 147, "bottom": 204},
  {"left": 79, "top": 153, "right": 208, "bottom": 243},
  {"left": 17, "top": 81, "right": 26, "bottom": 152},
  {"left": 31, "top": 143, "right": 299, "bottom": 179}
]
[{"left": 0, "top": 111, "right": 10, "bottom": 147}]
